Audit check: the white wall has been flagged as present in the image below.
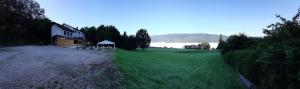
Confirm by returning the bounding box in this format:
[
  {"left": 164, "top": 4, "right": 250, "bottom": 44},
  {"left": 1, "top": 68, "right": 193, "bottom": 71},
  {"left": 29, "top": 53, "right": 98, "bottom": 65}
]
[
  {"left": 51, "top": 24, "right": 85, "bottom": 39},
  {"left": 51, "top": 25, "right": 64, "bottom": 36},
  {"left": 73, "top": 31, "right": 85, "bottom": 38}
]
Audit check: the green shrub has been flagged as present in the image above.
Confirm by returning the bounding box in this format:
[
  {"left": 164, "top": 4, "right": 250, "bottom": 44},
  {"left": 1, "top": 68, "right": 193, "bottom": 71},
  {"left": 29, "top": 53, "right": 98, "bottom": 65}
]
[
  {"left": 255, "top": 12, "right": 300, "bottom": 88},
  {"left": 221, "top": 33, "right": 261, "bottom": 54},
  {"left": 222, "top": 9, "right": 300, "bottom": 89},
  {"left": 223, "top": 49, "right": 260, "bottom": 85}
]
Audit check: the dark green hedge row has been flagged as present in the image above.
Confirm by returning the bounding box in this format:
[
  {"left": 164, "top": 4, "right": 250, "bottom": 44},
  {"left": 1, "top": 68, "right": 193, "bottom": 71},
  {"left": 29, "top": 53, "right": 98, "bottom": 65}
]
[
  {"left": 220, "top": 10, "right": 300, "bottom": 89},
  {"left": 223, "top": 49, "right": 260, "bottom": 87}
]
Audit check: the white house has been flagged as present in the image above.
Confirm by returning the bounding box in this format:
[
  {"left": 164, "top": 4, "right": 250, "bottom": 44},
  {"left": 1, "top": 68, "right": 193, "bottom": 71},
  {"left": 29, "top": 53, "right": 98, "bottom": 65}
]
[{"left": 51, "top": 22, "right": 86, "bottom": 47}]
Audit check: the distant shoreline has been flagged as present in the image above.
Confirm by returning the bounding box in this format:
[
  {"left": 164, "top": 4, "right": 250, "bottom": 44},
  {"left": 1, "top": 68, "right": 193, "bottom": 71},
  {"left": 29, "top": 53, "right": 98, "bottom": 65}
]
[{"left": 150, "top": 42, "right": 218, "bottom": 49}]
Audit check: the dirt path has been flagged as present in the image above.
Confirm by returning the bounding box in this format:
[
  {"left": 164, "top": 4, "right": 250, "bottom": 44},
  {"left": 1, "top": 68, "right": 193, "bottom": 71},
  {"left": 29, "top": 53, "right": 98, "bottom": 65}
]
[{"left": 0, "top": 46, "right": 123, "bottom": 89}]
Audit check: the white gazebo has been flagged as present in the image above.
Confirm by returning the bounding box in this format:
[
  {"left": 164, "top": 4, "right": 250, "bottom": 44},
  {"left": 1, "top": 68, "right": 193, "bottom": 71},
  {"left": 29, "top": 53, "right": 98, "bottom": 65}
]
[{"left": 97, "top": 40, "right": 116, "bottom": 49}]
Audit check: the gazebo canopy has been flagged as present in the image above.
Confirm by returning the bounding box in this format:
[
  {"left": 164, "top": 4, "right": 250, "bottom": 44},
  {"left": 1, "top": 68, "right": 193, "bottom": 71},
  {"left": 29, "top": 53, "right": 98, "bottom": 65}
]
[{"left": 97, "top": 40, "right": 115, "bottom": 45}]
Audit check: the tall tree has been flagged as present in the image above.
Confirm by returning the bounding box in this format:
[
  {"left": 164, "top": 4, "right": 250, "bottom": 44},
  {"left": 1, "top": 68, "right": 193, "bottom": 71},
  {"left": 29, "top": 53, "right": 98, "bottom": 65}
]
[
  {"left": 0, "top": 0, "right": 49, "bottom": 45},
  {"left": 136, "top": 29, "right": 151, "bottom": 49},
  {"left": 83, "top": 26, "right": 97, "bottom": 45},
  {"left": 119, "top": 32, "right": 128, "bottom": 49},
  {"left": 81, "top": 25, "right": 121, "bottom": 46},
  {"left": 127, "top": 35, "right": 137, "bottom": 50},
  {"left": 96, "top": 25, "right": 121, "bottom": 46},
  {"left": 217, "top": 34, "right": 225, "bottom": 49}
]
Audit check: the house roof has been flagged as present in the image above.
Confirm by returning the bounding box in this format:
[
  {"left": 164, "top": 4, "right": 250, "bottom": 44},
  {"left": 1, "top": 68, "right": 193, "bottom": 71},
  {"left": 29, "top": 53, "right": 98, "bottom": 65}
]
[{"left": 51, "top": 22, "right": 83, "bottom": 32}]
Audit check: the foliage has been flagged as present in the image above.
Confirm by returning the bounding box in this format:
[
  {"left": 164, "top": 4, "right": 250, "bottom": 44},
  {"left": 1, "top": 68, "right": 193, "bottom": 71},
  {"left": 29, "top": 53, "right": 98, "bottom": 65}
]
[
  {"left": 136, "top": 29, "right": 151, "bottom": 49},
  {"left": 82, "top": 26, "right": 138, "bottom": 50},
  {"left": 80, "top": 26, "right": 97, "bottom": 45},
  {"left": 223, "top": 49, "right": 260, "bottom": 85},
  {"left": 217, "top": 34, "right": 225, "bottom": 49},
  {"left": 201, "top": 41, "right": 211, "bottom": 50},
  {"left": 28, "top": 19, "right": 52, "bottom": 44},
  {"left": 119, "top": 32, "right": 128, "bottom": 49},
  {"left": 81, "top": 25, "right": 121, "bottom": 46},
  {"left": 115, "top": 48, "right": 245, "bottom": 89},
  {"left": 255, "top": 10, "right": 300, "bottom": 89},
  {"left": 221, "top": 9, "right": 300, "bottom": 89},
  {"left": 0, "top": 0, "right": 51, "bottom": 45},
  {"left": 221, "top": 33, "right": 259, "bottom": 54},
  {"left": 119, "top": 33, "right": 137, "bottom": 50},
  {"left": 184, "top": 42, "right": 211, "bottom": 50},
  {"left": 126, "top": 35, "right": 138, "bottom": 50}
]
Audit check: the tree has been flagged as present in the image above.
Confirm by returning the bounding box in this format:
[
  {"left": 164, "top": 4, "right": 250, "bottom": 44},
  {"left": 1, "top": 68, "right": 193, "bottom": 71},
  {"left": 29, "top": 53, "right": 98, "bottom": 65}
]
[
  {"left": 202, "top": 41, "right": 210, "bottom": 50},
  {"left": 136, "top": 29, "right": 151, "bottom": 49},
  {"left": 0, "top": 0, "right": 50, "bottom": 45},
  {"left": 28, "top": 18, "right": 52, "bottom": 44},
  {"left": 256, "top": 10, "right": 300, "bottom": 89},
  {"left": 119, "top": 32, "right": 128, "bottom": 49},
  {"left": 81, "top": 25, "right": 121, "bottom": 46},
  {"left": 82, "top": 26, "right": 97, "bottom": 45},
  {"left": 127, "top": 35, "right": 138, "bottom": 50},
  {"left": 95, "top": 25, "right": 121, "bottom": 47},
  {"left": 222, "top": 33, "right": 257, "bottom": 53},
  {"left": 117, "top": 32, "right": 138, "bottom": 50},
  {"left": 217, "top": 34, "right": 225, "bottom": 49},
  {"left": 220, "top": 8, "right": 300, "bottom": 89}
]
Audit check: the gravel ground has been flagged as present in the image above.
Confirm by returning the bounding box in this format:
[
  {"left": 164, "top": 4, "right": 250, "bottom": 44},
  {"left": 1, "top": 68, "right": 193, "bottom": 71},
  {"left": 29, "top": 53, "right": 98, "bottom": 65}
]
[{"left": 0, "top": 46, "right": 123, "bottom": 89}]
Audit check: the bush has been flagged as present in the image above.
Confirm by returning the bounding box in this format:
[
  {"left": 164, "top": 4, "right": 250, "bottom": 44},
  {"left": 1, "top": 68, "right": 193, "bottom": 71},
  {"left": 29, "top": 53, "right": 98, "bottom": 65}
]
[
  {"left": 221, "top": 33, "right": 260, "bottom": 54},
  {"left": 222, "top": 9, "right": 300, "bottom": 89},
  {"left": 223, "top": 49, "right": 260, "bottom": 85},
  {"left": 136, "top": 29, "right": 151, "bottom": 49},
  {"left": 118, "top": 32, "right": 137, "bottom": 50},
  {"left": 257, "top": 43, "right": 300, "bottom": 89},
  {"left": 254, "top": 12, "right": 300, "bottom": 89},
  {"left": 217, "top": 34, "right": 225, "bottom": 49}
]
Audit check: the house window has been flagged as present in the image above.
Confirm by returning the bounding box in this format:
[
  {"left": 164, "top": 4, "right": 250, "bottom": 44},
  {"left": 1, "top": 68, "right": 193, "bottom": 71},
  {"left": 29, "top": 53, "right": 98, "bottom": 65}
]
[
  {"left": 74, "top": 40, "right": 78, "bottom": 44},
  {"left": 64, "top": 31, "right": 66, "bottom": 35}
]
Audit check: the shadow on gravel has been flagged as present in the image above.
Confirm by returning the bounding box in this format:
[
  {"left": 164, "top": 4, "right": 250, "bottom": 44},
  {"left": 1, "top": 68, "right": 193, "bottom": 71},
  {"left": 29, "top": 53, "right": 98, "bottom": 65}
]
[
  {"left": 39, "top": 60, "right": 124, "bottom": 89},
  {"left": 90, "top": 60, "right": 124, "bottom": 89},
  {"left": 0, "top": 46, "right": 124, "bottom": 89}
]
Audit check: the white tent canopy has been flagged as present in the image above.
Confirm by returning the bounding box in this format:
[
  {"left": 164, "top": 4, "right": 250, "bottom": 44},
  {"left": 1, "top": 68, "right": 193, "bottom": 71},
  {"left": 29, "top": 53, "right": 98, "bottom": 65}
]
[
  {"left": 97, "top": 40, "right": 115, "bottom": 45},
  {"left": 97, "top": 40, "right": 115, "bottom": 49}
]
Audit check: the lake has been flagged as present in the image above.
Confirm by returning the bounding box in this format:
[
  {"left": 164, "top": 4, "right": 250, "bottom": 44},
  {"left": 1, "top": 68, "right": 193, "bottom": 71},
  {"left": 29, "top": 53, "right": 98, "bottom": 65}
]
[{"left": 150, "top": 42, "right": 219, "bottom": 49}]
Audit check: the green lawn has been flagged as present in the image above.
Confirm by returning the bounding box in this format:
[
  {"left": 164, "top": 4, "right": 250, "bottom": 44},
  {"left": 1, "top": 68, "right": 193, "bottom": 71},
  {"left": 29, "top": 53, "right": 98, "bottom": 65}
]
[{"left": 115, "top": 48, "right": 245, "bottom": 89}]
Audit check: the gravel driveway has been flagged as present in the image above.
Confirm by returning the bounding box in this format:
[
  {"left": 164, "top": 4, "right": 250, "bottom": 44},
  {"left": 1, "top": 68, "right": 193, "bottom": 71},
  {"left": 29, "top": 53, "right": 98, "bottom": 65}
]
[{"left": 0, "top": 46, "right": 123, "bottom": 89}]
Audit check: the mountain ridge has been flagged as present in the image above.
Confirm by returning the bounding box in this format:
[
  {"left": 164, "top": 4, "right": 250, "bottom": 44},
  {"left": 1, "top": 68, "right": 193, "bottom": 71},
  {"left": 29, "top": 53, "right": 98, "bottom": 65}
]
[{"left": 151, "top": 33, "right": 228, "bottom": 43}]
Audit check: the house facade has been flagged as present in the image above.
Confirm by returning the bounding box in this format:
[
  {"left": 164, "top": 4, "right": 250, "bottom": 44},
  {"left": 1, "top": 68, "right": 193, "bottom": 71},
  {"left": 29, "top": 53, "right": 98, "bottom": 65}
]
[{"left": 51, "top": 23, "right": 85, "bottom": 47}]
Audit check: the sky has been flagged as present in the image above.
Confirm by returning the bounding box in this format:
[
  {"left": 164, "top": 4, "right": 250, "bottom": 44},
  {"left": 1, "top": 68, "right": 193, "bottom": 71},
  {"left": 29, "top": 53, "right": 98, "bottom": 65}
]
[{"left": 36, "top": 0, "right": 300, "bottom": 36}]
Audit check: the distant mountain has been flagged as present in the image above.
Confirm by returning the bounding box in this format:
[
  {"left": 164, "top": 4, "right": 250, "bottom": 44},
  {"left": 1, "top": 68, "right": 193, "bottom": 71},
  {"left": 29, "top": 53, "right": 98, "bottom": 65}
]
[{"left": 151, "top": 33, "right": 228, "bottom": 43}]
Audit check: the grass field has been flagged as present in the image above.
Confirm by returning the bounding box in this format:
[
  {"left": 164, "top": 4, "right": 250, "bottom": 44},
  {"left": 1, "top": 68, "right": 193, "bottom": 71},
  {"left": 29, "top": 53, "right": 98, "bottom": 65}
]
[{"left": 115, "top": 48, "right": 245, "bottom": 89}]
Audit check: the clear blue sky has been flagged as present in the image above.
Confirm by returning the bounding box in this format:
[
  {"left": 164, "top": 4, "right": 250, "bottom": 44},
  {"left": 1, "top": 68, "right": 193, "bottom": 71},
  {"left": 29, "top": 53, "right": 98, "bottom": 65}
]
[{"left": 36, "top": 0, "right": 300, "bottom": 36}]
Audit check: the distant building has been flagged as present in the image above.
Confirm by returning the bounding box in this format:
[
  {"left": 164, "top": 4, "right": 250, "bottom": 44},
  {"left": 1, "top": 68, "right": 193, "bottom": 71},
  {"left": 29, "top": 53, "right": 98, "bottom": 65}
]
[{"left": 51, "top": 22, "right": 85, "bottom": 47}]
